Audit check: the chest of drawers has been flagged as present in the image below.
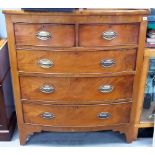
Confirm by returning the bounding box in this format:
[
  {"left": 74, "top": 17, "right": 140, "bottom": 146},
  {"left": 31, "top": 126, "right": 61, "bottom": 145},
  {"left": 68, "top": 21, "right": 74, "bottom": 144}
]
[{"left": 3, "top": 9, "right": 149, "bottom": 145}]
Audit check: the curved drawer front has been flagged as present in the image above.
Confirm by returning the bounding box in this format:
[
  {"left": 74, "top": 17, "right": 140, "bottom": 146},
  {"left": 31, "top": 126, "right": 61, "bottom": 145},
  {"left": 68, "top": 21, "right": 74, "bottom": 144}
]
[
  {"left": 79, "top": 24, "right": 139, "bottom": 47},
  {"left": 20, "top": 76, "right": 134, "bottom": 102},
  {"left": 23, "top": 102, "right": 131, "bottom": 127},
  {"left": 14, "top": 24, "right": 75, "bottom": 47},
  {"left": 17, "top": 49, "right": 136, "bottom": 73}
]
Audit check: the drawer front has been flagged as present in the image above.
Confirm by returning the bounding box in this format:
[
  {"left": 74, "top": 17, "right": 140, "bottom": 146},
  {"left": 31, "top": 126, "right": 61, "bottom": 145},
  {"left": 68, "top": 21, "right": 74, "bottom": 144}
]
[
  {"left": 17, "top": 49, "right": 136, "bottom": 73},
  {"left": 14, "top": 24, "right": 75, "bottom": 47},
  {"left": 20, "top": 76, "right": 134, "bottom": 102},
  {"left": 79, "top": 24, "right": 139, "bottom": 47},
  {"left": 23, "top": 103, "right": 131, "bottom": 126}
]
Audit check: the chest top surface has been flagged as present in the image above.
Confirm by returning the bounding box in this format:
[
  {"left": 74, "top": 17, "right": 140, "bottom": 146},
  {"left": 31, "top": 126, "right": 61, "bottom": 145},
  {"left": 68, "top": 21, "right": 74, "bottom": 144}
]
[{"left": 3, "top": 9, "right": 149, "bottom": 16}]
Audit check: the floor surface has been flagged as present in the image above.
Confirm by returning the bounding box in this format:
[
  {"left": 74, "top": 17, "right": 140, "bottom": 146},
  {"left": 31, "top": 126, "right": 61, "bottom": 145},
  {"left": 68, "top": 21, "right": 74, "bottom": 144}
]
[{"left": 0, "top": 128, "right": 153, "bottom": 147}]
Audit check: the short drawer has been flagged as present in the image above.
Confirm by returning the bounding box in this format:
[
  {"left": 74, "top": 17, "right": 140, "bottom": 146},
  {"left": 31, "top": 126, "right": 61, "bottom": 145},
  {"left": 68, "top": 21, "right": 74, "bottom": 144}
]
[
  {"left": 23, "top": 102, "right": 131, "bottom": 126},
  {"left": 14, "top": 24, "right": 75, "bottom": 47},
  {"left": 17, "top": 49, "right": 136, "bottom": 73},
  {"left": 79, "top": 24, "right": 139, "bottom": 47},
  {"left": 20, "top": 76, "right": 134, "bottom": 102}
]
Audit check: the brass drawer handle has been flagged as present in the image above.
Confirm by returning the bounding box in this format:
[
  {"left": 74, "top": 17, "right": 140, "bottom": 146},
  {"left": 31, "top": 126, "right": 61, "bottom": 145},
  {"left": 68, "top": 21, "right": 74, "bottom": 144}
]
[
  {"left": 99, "top": 85, "right": 114, "bottom": 93},
  {"left": 36, "top": 31, "right": 51, "bottom": 40},
  {"left": 100, "top": 59, "right": 116, "bottom": 68},
  {"left": 97, "top": 112, "right": 111, "bottom": 119},
  {"left": 102, "top": 31, "right": 117, "bottom": 40},
  {"left": 38, "top": 59, "right": 54, "bottom": 69},
  {"left": 41, "top": 112, "right": 55, "bottom": 119},
  {"left": 40, "top": 85, "right": 55, "bottom": 94}
]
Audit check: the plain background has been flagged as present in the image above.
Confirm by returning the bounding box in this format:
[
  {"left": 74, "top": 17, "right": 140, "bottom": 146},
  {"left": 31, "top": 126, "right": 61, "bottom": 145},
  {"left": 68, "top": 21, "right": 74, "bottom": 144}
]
[{"left": 0, "top": 9, "right": 7, "bottom": 38}]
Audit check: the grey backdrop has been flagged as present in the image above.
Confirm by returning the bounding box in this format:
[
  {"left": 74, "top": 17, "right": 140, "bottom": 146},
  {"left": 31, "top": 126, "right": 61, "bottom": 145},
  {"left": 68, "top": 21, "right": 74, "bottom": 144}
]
[{"left": 0, "top": 9, "right": 8, "bottom": 38}]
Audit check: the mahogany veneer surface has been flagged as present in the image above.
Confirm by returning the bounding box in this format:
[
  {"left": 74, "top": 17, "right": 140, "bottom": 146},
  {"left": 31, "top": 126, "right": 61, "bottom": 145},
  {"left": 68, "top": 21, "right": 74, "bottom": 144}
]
[{"left": 3, "top": 9, "right": 149, "bottom": 145}]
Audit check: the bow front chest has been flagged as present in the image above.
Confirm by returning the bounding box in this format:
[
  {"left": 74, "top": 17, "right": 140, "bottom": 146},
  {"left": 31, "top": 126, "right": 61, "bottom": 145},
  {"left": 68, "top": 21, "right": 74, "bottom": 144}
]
[{"left": 3, "top": 9, "right": 149, "bottom": 145}]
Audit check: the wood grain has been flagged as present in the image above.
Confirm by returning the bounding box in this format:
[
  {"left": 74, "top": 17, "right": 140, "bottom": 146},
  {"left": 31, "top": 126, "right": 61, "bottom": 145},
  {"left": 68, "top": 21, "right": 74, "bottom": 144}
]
[
  {"left": 3, "top": 9, "right": 149, "bottom": 16},
  {"left": 3, "top": 9, "right": 149, "bottom": 145},
  {"left": 23, "top": 102, "right": 131, "bottom": 127},
  {"left": 20, "top": 75, "right": 134, "bottom": 102},
  {"left": 14, "top": 24, "right": 75, "bottom": 47},
  {"left": 5, "top": 15, "right": 25, "bottom": 143},
  {"left": 79, "top": 24, "right": 139, "bottom": 47},
  {"left": 17, "top": 49, "right": 137, "bottom": 74}
]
